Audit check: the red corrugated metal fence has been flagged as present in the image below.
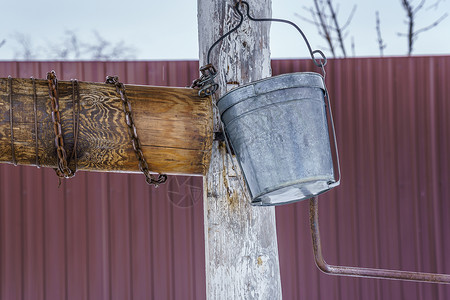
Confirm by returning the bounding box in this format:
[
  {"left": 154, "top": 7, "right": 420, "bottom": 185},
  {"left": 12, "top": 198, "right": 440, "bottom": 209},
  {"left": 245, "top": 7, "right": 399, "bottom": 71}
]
[
  {"left": 0, "top": 61, "right": 206, "bottom": 300},
  {"left": 1, "top": 57, "right": 450, "bottom": 299},
  {"left": 274, "top": 56, "right": 450, "bottom": 300}
]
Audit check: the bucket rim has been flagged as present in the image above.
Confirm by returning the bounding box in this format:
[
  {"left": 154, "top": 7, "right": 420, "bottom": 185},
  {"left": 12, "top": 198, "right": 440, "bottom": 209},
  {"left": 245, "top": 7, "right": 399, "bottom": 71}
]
[
  {"left": 217, "top": 72, "right": 325, "bottom": 115},
  {"left": 223, "top": 96, "right": 325, "bottom": 129}
]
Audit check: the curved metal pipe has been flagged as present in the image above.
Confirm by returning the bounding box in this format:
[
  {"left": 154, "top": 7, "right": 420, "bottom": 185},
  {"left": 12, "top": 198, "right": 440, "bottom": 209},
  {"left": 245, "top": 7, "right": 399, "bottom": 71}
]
[{"left": 309, "top": 197, "right": 450, "bottom": 284}]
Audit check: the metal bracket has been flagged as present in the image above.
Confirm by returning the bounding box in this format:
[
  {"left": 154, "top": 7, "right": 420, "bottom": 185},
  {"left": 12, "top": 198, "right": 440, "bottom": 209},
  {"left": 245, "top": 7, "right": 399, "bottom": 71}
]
[{"left": 309, "top": 197, "right": 450, "bottom": 284}]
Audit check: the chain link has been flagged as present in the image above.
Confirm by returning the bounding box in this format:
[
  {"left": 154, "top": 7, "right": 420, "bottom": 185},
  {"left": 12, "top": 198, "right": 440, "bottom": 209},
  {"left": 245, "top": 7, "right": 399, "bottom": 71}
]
[
  {"left": 47, "top": 70, "right": 74, "bottom": 179},
  {"left": 191, "top": 64, "right": 219, "bottom": 97},
  {"left": 105, "top": 75, "right": 167, "bottom": 187}
]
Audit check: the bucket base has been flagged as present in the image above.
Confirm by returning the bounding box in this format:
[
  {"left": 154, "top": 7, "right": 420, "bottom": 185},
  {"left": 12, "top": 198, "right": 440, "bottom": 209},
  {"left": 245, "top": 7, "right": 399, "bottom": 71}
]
[{"left": 251, "top": 180, "right": 333, "bottom": 206}]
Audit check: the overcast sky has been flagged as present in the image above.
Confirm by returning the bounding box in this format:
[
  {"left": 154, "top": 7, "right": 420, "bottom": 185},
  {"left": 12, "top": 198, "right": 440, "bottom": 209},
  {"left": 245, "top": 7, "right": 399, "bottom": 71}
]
[{"left": 0, "top": 0, "right": 448, "bottom": 60}]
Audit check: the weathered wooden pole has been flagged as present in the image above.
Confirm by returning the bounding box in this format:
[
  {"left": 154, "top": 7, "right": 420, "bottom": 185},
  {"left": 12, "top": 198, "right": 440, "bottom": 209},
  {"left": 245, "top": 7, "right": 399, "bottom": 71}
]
[{"left": 198, "top": 0, "right": 282, "bottom": 298}]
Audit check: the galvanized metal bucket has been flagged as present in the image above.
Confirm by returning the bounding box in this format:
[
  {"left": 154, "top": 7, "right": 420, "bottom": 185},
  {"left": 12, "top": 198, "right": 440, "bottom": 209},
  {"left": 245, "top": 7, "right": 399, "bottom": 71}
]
[{"left": 218, "top": 72, "right": 339, "bottom": 206}]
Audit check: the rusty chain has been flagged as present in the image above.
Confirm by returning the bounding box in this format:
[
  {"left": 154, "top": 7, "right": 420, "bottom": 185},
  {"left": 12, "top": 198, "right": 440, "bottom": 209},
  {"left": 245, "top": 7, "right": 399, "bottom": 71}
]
[
  {"left": 191, "top": 64, "right": 219, "bottom": 97},
  {"left": 47, "top": 70, "right": 75, "bottom": 179},
  {"left": 105, "top": 75, "right": 167, "bottom": 187}
]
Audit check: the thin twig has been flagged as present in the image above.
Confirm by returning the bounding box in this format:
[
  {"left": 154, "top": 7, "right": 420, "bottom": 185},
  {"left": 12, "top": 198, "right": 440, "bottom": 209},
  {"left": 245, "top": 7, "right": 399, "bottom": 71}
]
[
  {"left": 340, "top": 5, "right": 357, "bottom": 30},
  {"left": 399, "top": 0, "right": 448, "bottom": 55},
  {"left": 415, "top": 13, "right": 448, "bottom": 35},
  {"left": 375, "top": 11, "right": 387, "bottom": 56},
  {"left": 427, "top": 0, "right": 444, "bottom": 10},
  {"left": 297, "top": 0, "right": 356, "bottom": 58},
  {"left": 413, "top": 0, "right": 426, "bottom": 13},
  {"left": 313, "top": 0, "right": 336, "bottom": 57},
  {"left": 326, "top": 0, "right": 350, "bottom": 57},
  {"left": 351, "top": 36, "right": 355, "bottom": 57}
]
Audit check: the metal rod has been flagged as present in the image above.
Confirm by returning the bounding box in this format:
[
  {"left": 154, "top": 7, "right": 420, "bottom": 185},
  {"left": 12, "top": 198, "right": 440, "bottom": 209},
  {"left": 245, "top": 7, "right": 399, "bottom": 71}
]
[{"left": 309, "top": 196, "right": 450, "bottom": 284}]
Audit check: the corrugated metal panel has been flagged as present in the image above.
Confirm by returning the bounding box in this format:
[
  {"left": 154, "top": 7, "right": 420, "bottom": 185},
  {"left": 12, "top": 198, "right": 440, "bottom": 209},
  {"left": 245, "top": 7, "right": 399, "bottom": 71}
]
[
  {"left": 0, "top": 61, "right": 205, "bottom": 300},
  {"left": 1, "top": 57, "right": 450, "bottom": 300},
  {"left": 273, "top": 56, "right": 450, "bottom": 300}
]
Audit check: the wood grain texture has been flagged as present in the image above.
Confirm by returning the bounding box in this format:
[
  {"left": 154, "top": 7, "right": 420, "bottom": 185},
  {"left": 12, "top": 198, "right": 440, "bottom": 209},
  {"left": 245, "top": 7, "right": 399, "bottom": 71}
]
[
  {"left": 0, "top": 78, "right": 213, "bottom": 175},
  {"left": 198, "top": 0, "right": 282, "bottom": 299}
]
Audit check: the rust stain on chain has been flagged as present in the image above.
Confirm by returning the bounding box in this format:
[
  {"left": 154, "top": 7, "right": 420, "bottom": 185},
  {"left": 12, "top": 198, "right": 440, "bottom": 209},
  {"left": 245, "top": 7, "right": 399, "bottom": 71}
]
[
  {"left": 105, "top": 75, "right": 167, "bottom": 187},
  {"left": 47, "top": 70, "right": 74, "bottom": 179}
]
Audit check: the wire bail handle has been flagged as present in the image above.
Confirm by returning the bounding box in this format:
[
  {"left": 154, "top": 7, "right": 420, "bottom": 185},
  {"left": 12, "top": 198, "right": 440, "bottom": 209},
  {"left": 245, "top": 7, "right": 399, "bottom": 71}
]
[
  {"left": 205, "top": 1, "right": 327, "bottom": 71},
  {"left": 192, "top": 1, "right": 328, "bottom": 97}
]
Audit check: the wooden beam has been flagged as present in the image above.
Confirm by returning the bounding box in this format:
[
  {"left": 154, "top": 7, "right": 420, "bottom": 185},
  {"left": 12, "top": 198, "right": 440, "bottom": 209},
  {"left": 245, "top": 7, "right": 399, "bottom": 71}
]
[
  {"left": 0, "top": 78, "right": 213, "bottom": 175},
  {"left": 198, "top": 0, "right": 282, "bottom": 298}
]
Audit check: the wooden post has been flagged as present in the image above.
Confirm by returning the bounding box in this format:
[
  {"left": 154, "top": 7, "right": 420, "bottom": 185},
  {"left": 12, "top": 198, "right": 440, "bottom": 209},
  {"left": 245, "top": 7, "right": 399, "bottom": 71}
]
[{"left": 198, "top": 0, "right": 282, "bottom": 299}]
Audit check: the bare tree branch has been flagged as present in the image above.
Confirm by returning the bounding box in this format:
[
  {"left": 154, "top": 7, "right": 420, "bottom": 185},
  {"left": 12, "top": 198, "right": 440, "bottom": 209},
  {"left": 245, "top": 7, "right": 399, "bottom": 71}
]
[
  {"left": 0, "top": 39, "right": 5, "bottom": 48},
  {"left": 47, "top": 30, "right": 82, "bottom": 60},
  {"left": 413, "top": 0, "right": 426, "bottom": 13},
  {"left": 375, "top": 11, "right": 387, "bottom": 56},
  {"left": 400, "top": 0, "right": 414, "bottom": 55},
  {"left": 313, "top": 0, "right": 336, "bottom": 57},
  {"left": 80, "top": 31, "right": 136, "bottom": 60},
  {"left": 84, "top": 31, "right": 111, "bottom": 60},
  {"left": 9, "top": 30, "right": 136, "bottom": 60},
  {"left": 109, "top": 42, "right": 137, "bottom": 60},
  {"left": 12, "top": 33, "right": 37, "bottom": 60},
  {"left": 299, "top": 0, "right": 357, "bottom": 58},
  {"left": 427, "top": 0, "right": 444, "bottom": 9},
  {"left": 351, "top": 36, "right": 355, "bottom": 57},
  {"left": 415, "top": 13, "right": 448, "bottom": 34},
  {"left": 295, "top": 12, "right": 321, "bottom": 26},
  {"left": 342, "top": 31, "right": 350, "bottom": 40},
  {"left": 326, "top": 0, "right": 357, "bottom": 57},
  {"left": 399, "top": 0, "right": 448, "bottom": 55},
  {"left": 297, "top": 1, "right": 336, "bottom": 57},
  {"left": 340, "top": 5, "right": 357, "bottom": 30},
  {"left": 67, "top": 31, "right": 81, "bottom": 59}
]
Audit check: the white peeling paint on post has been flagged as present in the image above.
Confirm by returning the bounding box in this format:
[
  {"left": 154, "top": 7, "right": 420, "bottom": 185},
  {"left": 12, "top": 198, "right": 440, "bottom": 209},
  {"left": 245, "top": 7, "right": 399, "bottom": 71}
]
[{"left": 198, "top": 0, "right": 282, "bottom": 299}]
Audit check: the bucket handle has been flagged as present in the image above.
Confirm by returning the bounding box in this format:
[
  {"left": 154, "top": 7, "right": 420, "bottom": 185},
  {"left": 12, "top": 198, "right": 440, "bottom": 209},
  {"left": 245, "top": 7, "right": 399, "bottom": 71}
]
[
  {"left": 206, "top": 1, "right": 327, "bottom": 69},
  {"left": 324, "top": 85, "right": 341, "bottom": 189},
  {"left": 193, "top": 1, "right": 327, "bottom": 96},
  {"left": 203, "top": 1, "right": 341, "bottom": 189}
]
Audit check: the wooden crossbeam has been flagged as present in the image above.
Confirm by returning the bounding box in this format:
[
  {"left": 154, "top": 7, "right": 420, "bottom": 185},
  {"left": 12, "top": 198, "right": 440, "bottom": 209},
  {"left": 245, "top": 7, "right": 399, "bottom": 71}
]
[{"left": 0, "top": 78, "right": 213, "bottom": 175}]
